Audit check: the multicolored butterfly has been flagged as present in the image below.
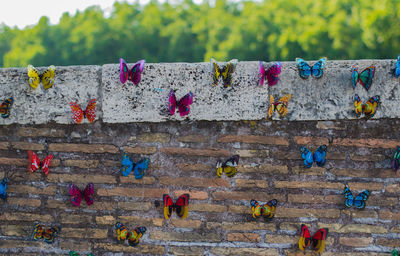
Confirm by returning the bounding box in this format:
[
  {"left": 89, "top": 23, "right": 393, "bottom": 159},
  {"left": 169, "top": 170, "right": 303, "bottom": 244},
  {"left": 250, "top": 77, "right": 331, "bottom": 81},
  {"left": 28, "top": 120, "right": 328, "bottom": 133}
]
[
  {"left": 250, "top": 199, "right": 278, "bottom": 221},
  {"left": 299, "top": 224, "right": 329, "bottom": 253},
  {"left": 120, "top": 58, "right": 145, "bottom": 85},
  {"left": 27, "top": 150, "right": 53, "bottom": 176},
  {"left": 69, "top": 183, "right": 94, "bottom": 207},
  {"left": 69, "top": 99, "right": 96, "bottom": 124},
  {"left": 27, "top": 65, "right": 55, "bottom": 90},
  {"left": 169, "top": 90, "right": 194, "bottom": 117},
  {"left": 32, "top": 222, "right": 61, "bottom": 244},
  {"left": 296, "top": 57, "right": 326, "bottom": 79},
  {"left": 393, "top": 250, "right": 399, "bottom": 256},
  {"left": 163, "top": 194, "right": 190, "bottom": 219},
  {"left": 259, "top": 62, "right": 282, "bottom": 86},
  {"left": 394, "top": 55, "right": 400, "bottom": 78},
  {"left": 69, "top": 251, "right": 93, "bottom": 256},
  {"left": 354, "top": 94, "right": 380, "bottom": 118},
  {"left": 210, "top": 58, "right": 238, "bottom": 87},
  {"left": 352, "top": 65, "right": 375, "bottom": 91},
  {"left": 300, "top": 145, "right": 327, "bottom": 168},
  {"left": 121, "top": 153, "right": 150, "bottom": 179},
  {"left": 267, "top": 94, "right": 291, "bottom": 118},
  {"left": 0, "top": 97, "right": 13, "bottom": 118},
  {"left": 344, "top": 185, "right": 370, "bottom": 209},
  {"left": 393, "top": 146, "right": 400, "bottom": 173},
  {"left": 0, "top": 177, "right": 8, "bottom": 200},
  {"left": 115, "top": 222, "right": 146, "bottom": 247},
  {"left": 216, "top": 155, "right": 239, "bottom": 178}
]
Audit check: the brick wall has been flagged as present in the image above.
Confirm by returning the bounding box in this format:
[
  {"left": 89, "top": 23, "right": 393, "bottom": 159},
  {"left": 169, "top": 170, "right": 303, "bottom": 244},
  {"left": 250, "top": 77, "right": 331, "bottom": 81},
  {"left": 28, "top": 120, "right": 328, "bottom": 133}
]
[{"left": 0, "top": 119, "right": 399, "bottom": 255}]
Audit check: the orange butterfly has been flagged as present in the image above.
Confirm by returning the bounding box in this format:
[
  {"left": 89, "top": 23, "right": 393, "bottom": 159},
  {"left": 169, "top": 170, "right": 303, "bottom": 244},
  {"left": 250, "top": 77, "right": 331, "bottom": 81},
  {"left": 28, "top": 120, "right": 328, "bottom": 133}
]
[
  {"left": 69, "top": 99, "right": 96, "bottom": 124},
  {"left": 267, "top": 94, "right": 291, "bottom": 118}
]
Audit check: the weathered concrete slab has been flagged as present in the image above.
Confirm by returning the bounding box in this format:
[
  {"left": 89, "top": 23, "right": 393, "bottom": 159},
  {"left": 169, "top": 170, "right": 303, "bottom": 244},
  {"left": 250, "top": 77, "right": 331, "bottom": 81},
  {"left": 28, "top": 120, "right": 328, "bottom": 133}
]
[{"left": 0, "top": 65, "right": 101, "bottom": 124}]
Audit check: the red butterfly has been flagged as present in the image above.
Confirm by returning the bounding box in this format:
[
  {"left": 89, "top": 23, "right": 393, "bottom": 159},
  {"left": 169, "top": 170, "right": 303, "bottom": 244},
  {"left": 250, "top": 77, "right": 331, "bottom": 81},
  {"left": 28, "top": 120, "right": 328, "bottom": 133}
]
[
  {"left": 163, "top": 194, "right": 190, "bottom": 219},
  {"left": 169, "top": 90, "right": 194, "bottom": 117},
  {"left": 28, "top": 151, "right": 53, "bottom": 176},
  {"left": 69, "top": 99, "right": 96, "bottom": 124}
]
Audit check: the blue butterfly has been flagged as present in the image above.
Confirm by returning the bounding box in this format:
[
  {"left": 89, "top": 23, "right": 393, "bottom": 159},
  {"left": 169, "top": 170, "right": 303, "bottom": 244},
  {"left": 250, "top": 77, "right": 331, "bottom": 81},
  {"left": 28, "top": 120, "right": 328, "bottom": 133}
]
[
  {"left": 344, "top": 185, "right": 370, "bottom": 209},
  {"left": 300, "top": 145, "right": 327, "bottom": 168},
  {"left": 0, "top": 177, "right": 8, "bottom": 199},
  {"left": 394, "top": 55, "right": 400, "bottom": 78},
  {"left": 296, "top": 57, "right": 327, "bottom": 79},
  {"left": 121, "top": 153, "right": 150, "bottom": 179}
]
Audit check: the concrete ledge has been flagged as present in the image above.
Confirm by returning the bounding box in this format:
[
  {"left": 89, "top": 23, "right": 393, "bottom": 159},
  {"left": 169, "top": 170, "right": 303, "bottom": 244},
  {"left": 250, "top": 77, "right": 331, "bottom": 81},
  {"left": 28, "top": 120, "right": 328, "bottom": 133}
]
[{"left": 0, "top": 59, "right": 398, "bottom": 124}]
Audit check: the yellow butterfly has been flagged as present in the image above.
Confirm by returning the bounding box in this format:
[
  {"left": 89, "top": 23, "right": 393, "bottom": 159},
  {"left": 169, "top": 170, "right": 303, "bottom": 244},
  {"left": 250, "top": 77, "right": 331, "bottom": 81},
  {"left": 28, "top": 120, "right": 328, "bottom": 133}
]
[
  {"left": 267, "top": 94, "right": 291, "bottom": 118},
  {"left": 211, "top": 58, "right": 238, "bottom": 87},
  {"left": 27, "top": 64, "right": 55, "bottom": 90},
  {"left": 216, "top": 155, "right": 239, "bottom": 178}
]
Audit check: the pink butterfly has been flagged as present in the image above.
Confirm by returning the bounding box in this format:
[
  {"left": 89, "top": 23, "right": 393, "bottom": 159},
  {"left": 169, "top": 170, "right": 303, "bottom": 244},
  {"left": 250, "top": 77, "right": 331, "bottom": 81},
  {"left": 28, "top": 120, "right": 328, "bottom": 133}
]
[
  {"left": 120, "top": 58, "right": 145, "bottom": 85},
  {"left": 259, "top": 62, "right": 282, "bottom": 86},
  {"left": 169, "top": 90, "right": 194, "bottom": 117}
]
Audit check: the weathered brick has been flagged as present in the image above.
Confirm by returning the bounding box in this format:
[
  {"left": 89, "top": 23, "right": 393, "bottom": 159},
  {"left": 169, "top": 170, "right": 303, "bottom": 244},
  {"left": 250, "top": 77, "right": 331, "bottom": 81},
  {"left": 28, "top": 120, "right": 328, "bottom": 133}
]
[
  {"left": 120, "top": 176, "right": 156, "bottom": 185},
  {"left": 119, "top": 216, "right": 163, "bottom": 227},
  {"left": 59, "top": 240, "right": 92, "bottom": 251},
  {"left": 0, "top": 157, "right": 27, "bottom": 166},
  {"left": 379, "top": 211, "right": 400, "bottom": 220},
  {"left": 333, "top": 138, "right": 400, "bottom": 148},
  {"left": 265, "top": 234, "right": 297, "bottom": 244},
  {"left": 391, "top": 226, "right": 400, "bottom": 233},
  {"left": 17, "top": 127, "right": 65, "bottom": 137},
  {"left": 47, "top": 174, "right": 117, "bottom": 184},
  {"left": 276, "top": 208, "right": 340, "bottom": 218},
  {"left": 318, "top": 223, "right": 387, "bottom": 234},
  {"left": 191, "top": 203, "right": 227, "bottom": 213},
  {"left": 150, "top": 231, "right": 222, "bottom": 242},
  {"left": 368, "top": 197, "right": 399, "bottom": 207},
  {"left": 274, "top": 181, "right": 342, "bottom": 190},
  {"left": 160, "top": 176, "right": 230, "bottom": 188},
  {"left": 316, "top": 121, "right": 346, "bottom": 130},
  {"left": 46, "top": 199, "right": 116, "bottom": 211},
  {"left": 212, "top": 191, "right": 285, "bottom": 202},
  {"left": 222, "top": 222, "right": 276, "bottom": 231},
  {"left": 0, "top": 212, "right": 53, "bottom": 222},
  {"left": 96, "top": 215, "right": 115, "bottom": 225},
  {"left": 348, "top": 182, "right": 383, "bottom": 191},
  {"left": 7, "top": 197, "right": 41, "bottom": 207},
  {"left": 217, "top": 135, "right": 289, "bottom": 146},
  {"left": 288, "top": 194, "right": 326, "bottom": 204},
  {"left": 176, "top": 163, "right": 212, "bottom": 172},
  {"left": 234, "top": 179, "right": 268, "bottom": 188},
  {"left": 292, "top": 166, "right": 325, "bottom": 175},
  {"left": 0, "top": 240, "right": 39, "bottom": 248},
  {"left": 350, "top": 154, "right": 385, "bottom": 162},
  {"left": 60, "top": 228, "right": 108, "bottom": 239},
  {"left": 160, "top": 147, "right": 230, "bottom": 157},
  {"left": 7, "top": 185, "right": 57, "bottom": 195},
  {"left": 342, "top": 209, "right": 377, "bottom": 219},
  {"left": 273, "top": 152, "right": 299, "bottom": 160},
  {"left": 386, "top": 184, "right": 400, "bottom": 193},
  {"left": 94, "top": 244, "right": 165, "bottom": 254},
  {"left": 124, "top": 146, "right": 157, "bottom": 154},
  {"left": 178, "top": 135, "right": 209, "bottom": 143},
  {"left": 210, "top": 247, "right": 278, "bottom": 256},
  {"left": 326, "top": 152, "right": 346, "bottom": 160},
  {"left": 206, "top": 222, "right": 221, "bottom": 229},
  {"left": 169, "top": 219, "right": 202, "bottom": 228},
  {"left": 11, "top": 142, "right": 45, "bottom": 151},
  {"left": 168, "top": 246, "right": 204, "bottom": 256},
  {"left": 294, "top": 136, "right": 329, "bottom": 145},
  {"left": 61, "top": 214, "right": 92, "bottom": 224},
  {"left": 339, "top": 237, "right": 373, "bottom": 247},
  {"left": 279, "top": 222, "right": 298, "bottom": 231},
  {"left": 238, "top": 164, "right": 288, "bottom": 174},
  {"left": 63, "top": 159, "right": 99, "bottom": 168},
  {"left": 173, "top": 190, "right": 208, "bottom": 200},
  {"left": 0, "top": 141, "right": 9, "bottom": 149},
  {"left": 228, "top": 205, "right": 250, "bottom": 214},
  {"left": 97, "top": 187, "right": 168, "bottom": 198},
  {"left": 1, "top": 225, "right": 31, "bottom": 236},
  {"left": 331, "top": 168, "right": 398, "bottom": 178},
  {"left": 102, "top": 160, "right": 119, "bottom": 166},
  {"left": 49, "top": 143, "right": 118, "bottom": 153},
  {"left": 227, "top": 233, "right": 260, "bottom": 242},
  {"left": 376, "top": 238, "right": 400, "bottom": 247},
  {"left": 233, "top": 149, "right": 269, "bottom": 158},
  {"left": 118, "top": 202, "right": 152, "bottom": 211},
  {"left": 137, "top": 133, "right": 171, "bottom": 143}
]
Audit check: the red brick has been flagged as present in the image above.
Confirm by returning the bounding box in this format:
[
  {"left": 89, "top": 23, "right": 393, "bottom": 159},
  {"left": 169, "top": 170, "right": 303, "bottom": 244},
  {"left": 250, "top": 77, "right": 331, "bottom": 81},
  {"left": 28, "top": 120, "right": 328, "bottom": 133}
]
[
  {"left": 233, "top": 149, "right": 269, "bottom": 158},
  {"left": 350, "top": 154, "right": 385, "bottom": 161},
  {"left": 160, "top": 147, "right": 230, "bottom": 157},
  {"left": 120, "top": 176, "right": 156, "bottom": 184},
  {"left": 227, "top": 233, "right": 260, "bottom": 242},
  {"left": 333, "top": 138, "right": 400, "bottom": 148},
  {"left": 173, "top": 190, "right": 208, "bottom": 200},
  {"left": 63, "top": 159, "right": 99, "bottom": 168},
  {"left": 276, "top": 207, "right": 340, "bottom": 218},
  {"left": 11, "top": 142, "right": 45, "bottom": 151},
  {"left": 294, "top": 136, "right": 329, "bottom": 145},
  {"left": 212, "top": 191, "right": 285, "bottom": 202},
  {"left": 97, "top": 187, "right": 168, "bottom": 198},
  {"left": 191, "top": 203, "right": 227, "bottom": 212},
  {"left": 160, "top": 176, "right": 230, "bottom": 188},
  {"left": 274, "top": 181, "right": 342, "bottom": 190},
  {"left": 7, "top": 185, "right": 56, "bottom": 195},
  {"left": 331, "top": 168, "right": 399, "bottom": 178},
  {"left": 235, "top": 179, "right": 268, "bottom": 188},
  {"left": 47, "top": 174, "right": 117, "bottom": 184},
  {"left": 49, "top": 143, "right": 118, "bottom": 153},
  {"left": 176, "top": 163, "right": 212, "bottom": 172},
  {"left": 178, "top": 135, "right": 209, "bottom": 143},
  {"left": 217, "top": 135, "right": 289, "bottom": 146},
  {"left": 124, "top": 146, "right": 157, "bottom": 154},
  {"left": 17, "top": 127, "right": 65, "bottom": 137},
  {"left": 338, "top": 236, "right": 373, "bottom": 247},
  {"left": 238, "top": 164, "right": 288, "bottom": 174}
]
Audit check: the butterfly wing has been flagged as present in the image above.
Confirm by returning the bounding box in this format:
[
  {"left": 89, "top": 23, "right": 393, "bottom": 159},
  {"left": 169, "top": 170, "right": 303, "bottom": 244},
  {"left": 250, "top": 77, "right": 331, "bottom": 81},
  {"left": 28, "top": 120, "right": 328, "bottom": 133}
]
[
  {"left": 41, "top": 154, "right": 53, "bottom": 176},
  {"left": 392, "top": 146, "right": 400, "bottom": 172},
  {"left": 127, "top": 227, "right": 146, "bottom": 247},
  {"left": 299, "top": 224, "right": 311, "bottom": 250},
  {"left": 314, "top": 145, "right": 327, "bottom": 167},
  {"left": 163, "top": 194, "right": 174, "bottom": 219},
  {"left": 133, "top": 158, "right": 150, "bottom": 179},
  {"left": 392, "top": 250, "right": 399, "bottom": 256},
  {"left": 300, "top": 147, "right": 314, "bottom": 168},
  {"left": 363, "top": 95, "right": 380, "bottom": 118},
  {"left": 250, "top": 199, "right": 262, "bottom": 220},
  {"left": 216, "top": 161, "right": 223, "bottom": 177},
  {"left": 395, "top": 55, "right": 400, "bottom": 78},
  {"left": 266, "top": 62, "right": 282, "bottom": 86},
  {"left": 120, "top": 58, "right": 129, "bottom": 84},
  {"left": 0, "top": 177, "right": 8, "bottom": 199},
  {"left": 222, "top": 155, "right": 239, "bottom": 177},
  {"left": 296, "top": 58, "right": 311, "bottom": 79},
  {"left": 344, "top": 185, "right": 355, "bottom": 208},
  {"left": 262, "top": 199, "right": 278, "bottom": 220},
  {"left": 28, "top": 150, "right": 41, "bottom": 173},
  {"left": 84, "top": 99, "right": 96, "bottom": 123},
  {"left": 353, "top": 190, "right": 370, "bottom": 209},
  {"left": 221, "top": 59, "right": 237, "bottom": 87},
  {"left": 130, "top": 59, "right": 145, "bottom": 85},
  {"left": 351, "top": 66, "right": 359, "bottom": 89},
  {"left": 27, "top": 65, "right": 40, "bottom": 89},
  {"left": 69, "top": 102, "right": 84, "bottom": 124},
  {"left": 115, "top": 222, "right": 129, "bottom": 243},
  {"left": 211, "top": 58, "right": 221, "bottom": 87},
  {"left": 0, "top": 97, "right": 13, "bottom": 118},
  {"left": 275, "top": 94, "right": 291, "bottom": 118},
  {"left": 83, "top": 182, "right": 94, "bottom": 205},
  {"left": 259, "top": 61, "right": 266, "bottom": 86},
  {"left": 358, "top": 66, "right": 375, "bottom": 91},
  {"left": 177, "top": 92, "right": 194, "bottom": 117},
  {"left": 354, "top": 94, "right": 363, "bottom": 118},
  {"left": 69, "top": 184, "right": 82, "bottom": 206},
  {"left": 121, "top": 153, "right": 134, "bottom": 177},
  {"left": 41, "top": 65, "right": 55, "bottom": 90},
  {"left": 169, "top": 90, "right": 177, "bottom": 115},
  {"left": 311, "top": 228, "right": 329, "bottom": 253},
  {"left": 175, "top": 193, "right": 190, "bottom": 218},
  {"left": 267, "top": 94, "right": 275, "bottom": 118},
  {"left": 32, "top": 222, "right": 44, "bottom": 241},
  {"left": 311, "top": 57, "right": 326, "bottom": 78}
]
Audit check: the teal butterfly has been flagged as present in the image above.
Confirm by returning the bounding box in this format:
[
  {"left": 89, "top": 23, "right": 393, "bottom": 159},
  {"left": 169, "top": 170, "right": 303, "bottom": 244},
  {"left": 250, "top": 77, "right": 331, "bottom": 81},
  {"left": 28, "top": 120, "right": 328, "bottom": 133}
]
[{"left": 352, "top": 65, "right": 375, "bottom": 91}]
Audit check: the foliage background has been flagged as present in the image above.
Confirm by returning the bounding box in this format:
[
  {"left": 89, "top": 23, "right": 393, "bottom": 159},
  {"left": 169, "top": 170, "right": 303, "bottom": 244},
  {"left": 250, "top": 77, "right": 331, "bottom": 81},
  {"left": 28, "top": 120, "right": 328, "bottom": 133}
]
[{"left": 0, "top": 0, "right": 399, "bottom": 67}]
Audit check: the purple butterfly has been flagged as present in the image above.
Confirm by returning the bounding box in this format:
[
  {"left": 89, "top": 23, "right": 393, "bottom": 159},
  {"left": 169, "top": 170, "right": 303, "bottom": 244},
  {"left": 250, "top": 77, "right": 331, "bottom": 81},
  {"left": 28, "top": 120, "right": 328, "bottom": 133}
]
[
  {"left": 119, "top": 58, "right": 145, "bottom": 85},
  {"left": 169, "top": 90, "right": 194, "bottom": 117},
  {"left": 259, "top": 62, "right": 282, "bottom": 86}
]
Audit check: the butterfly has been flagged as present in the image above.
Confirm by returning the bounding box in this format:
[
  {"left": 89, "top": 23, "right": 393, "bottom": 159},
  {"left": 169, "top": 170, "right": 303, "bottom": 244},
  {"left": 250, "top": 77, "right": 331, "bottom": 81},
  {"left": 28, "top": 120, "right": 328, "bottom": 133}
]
[
  {"left": 267, "top": 94, "right": 291, "bottom": 118},
  {"left": 354, "top": 94, "right": 380, "bottom": 118},
  {"left": 69, "top": 183, "right": 94, "bottom": 207},
  {"left": 393, "top": 250, "right": 399, "bottom": 256},
  {"left": 27, "top": 150, "right": 53, "bottom": 176},
  {"left": 299, "top": 224, "right": 329, "bottom": 253},
  {"left": 296, "top": 57, "right": 326, "bottom": 79},
  {"left": 120, "top": 58, "right": 145, "bottom": 85},
  {"left": 0, "top": 177, "right": 8, "bottom": 200},
  {"left": 163, "top": 193, "right": 190, "bottom": 219},
  {"left": 352, "top": 65, "right": 375, "bottom": 91},
  {"left": 69, "top": 251, "right": 93, "bottom": 256},
  {"left": 115, "top": 222, "right": 146, "bottom": 247},
  {"left": 27, "top": 65, "right": 55, "bottom": 90},
  {"left": 69, "top": 99, "right": 96, "bottom": 124},
  {"left": 394, "top": 55, "right": 400, "bottom": 78},
  {"left": 392, "top": 146, "right": 400, "bottom": 173},
  {"left": 32, "top": 221, "right": 61, "bottom": 244},
  {"left": 210, "top": 58, "right": 238, "bottom": 87},
  {"left": 169, "top": 90, "right": 194, "bottom": 117},
  {"left": 121, "top": 153, "right": 150, "bottom": 179},
  {"left": 344, "top": 185, "right": 370, "bottom": 209},
  {"left": 250, "top": 199, "right": 278, "bottom": 221},
  {"left": 259, "top": 61, "right": 282, "bottom": 86},
  {"left": 0, "top": 97, "right": 13, "bottom": 118},
  {"left": 300, "top": 145, "right": 327, "bottom": 168},
  {"left": 216, "top": 155, "right": 239, "bottom": 177}
]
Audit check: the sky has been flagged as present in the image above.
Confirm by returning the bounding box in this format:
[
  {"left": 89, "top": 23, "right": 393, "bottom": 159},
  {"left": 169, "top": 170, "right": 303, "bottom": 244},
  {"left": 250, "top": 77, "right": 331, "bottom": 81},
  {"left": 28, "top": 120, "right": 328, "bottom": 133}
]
[{"left": 0, "top": 0, "right": 136, "bottom": 29}]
